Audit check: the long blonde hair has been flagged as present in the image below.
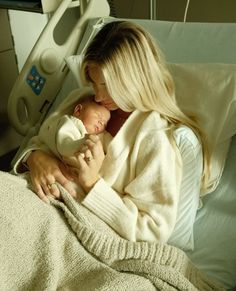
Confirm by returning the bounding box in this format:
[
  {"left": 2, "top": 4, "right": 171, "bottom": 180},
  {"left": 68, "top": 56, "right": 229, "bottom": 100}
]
[{"left": 81, "top": 20, "right": 210, "bottom": 189}]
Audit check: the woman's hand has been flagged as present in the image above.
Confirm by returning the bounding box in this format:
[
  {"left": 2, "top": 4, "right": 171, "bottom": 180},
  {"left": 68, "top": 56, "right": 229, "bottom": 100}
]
[
  {"left": 27, "top": 150, "right": 76, "bottom": 203},
  {"left": 75, "top": 135, "right": 105, "bottom": 193}
]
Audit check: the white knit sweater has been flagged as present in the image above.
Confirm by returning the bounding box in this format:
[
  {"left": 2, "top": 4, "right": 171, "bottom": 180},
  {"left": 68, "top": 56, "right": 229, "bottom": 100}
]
[
  {"left": 13, "top": 88, "right": 183, "bottom": 245},
  {"left": 82, "top": 109, "right": 182, "bottom": 243}
]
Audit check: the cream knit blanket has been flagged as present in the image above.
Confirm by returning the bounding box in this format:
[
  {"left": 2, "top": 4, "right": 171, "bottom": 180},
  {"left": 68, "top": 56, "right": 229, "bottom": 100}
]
[{"left": 0, "top": 171, "right": 224, "bottom": 291}]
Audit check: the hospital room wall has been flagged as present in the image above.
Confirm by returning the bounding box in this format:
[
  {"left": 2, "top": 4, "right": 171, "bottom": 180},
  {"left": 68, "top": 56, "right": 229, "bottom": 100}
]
[
  {"left": 0, "top": 9, "right": 22, "bottom": 166},
  {"left": 0, "top": 10, "right": 18, "bottom": 122},
  {"left": 0, "top": 9, "right": 48, "bottom": 170},
  {"left": 113, "top": 0, "right": 236, "bottom": 22},
  {"left": 8, "top": 10, "right": 48, "bottom": 72},
  {"left": 6, "top": 0, "right": 235, "bottom": 77}
]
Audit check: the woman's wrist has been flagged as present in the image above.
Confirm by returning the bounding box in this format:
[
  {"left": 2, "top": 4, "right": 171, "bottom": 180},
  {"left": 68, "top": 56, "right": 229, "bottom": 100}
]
[
  {"left": 22, "top": 150, "right": 33, "bottom": 169},
  {"left": 82, "top": 177, "right": 100, "bottom": 194},
  {"left": 82, "top": 183, "right": 95, "bottom": 194},
  {"left": 25, "top": 150, "right": 44, "bottom": 169}
]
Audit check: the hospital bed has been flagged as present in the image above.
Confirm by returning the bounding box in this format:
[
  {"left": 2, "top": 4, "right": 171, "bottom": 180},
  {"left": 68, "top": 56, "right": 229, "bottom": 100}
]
[{"left": 7, "top": 0, "right": 236, "bottom": 289}]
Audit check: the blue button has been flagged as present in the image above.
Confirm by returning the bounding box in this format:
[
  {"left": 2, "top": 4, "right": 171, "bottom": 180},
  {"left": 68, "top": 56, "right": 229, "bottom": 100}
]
[{"left": 26, "top": 65, "right": 46, "bottom": 95}]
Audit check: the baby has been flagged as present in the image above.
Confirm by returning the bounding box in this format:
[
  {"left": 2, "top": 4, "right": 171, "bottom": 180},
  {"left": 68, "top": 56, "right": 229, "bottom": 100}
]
[{"left": 38, "top": 95, "right": 111, "bottom": 169}]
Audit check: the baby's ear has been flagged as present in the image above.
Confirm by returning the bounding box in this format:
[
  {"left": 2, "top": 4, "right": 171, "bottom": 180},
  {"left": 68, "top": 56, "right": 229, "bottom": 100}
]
[{"left": 73, "top": 104, "right": 82, "bottom": 116}]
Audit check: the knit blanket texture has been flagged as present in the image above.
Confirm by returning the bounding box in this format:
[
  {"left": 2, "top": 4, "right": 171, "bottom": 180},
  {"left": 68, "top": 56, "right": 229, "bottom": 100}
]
[{"left": 0, "top": 171, "right": 225, "bottom": 291}]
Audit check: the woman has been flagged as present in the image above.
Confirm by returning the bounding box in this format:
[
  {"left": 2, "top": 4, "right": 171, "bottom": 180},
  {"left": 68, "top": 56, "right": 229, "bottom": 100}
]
[{"left": 15, "top": 21, "right": 209, "bottom": 248}]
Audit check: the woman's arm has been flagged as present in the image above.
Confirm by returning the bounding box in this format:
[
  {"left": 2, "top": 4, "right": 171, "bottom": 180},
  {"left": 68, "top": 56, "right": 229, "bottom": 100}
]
[
  {"left": 80, "top": 128, "right": 183, "bottom": 243},
  {"left": 13, "top": 134, "right": 77, "bottom": 203},
  {"left": 24, "top": 133, "right": 104, "bottom": 203},
  {"left": 12, "top": 88, "right": 96, "bottom": 202}
]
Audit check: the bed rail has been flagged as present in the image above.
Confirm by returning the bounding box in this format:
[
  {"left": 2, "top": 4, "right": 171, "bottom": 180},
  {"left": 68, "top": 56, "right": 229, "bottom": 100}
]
[{"left": 7, "top": 0, "right": 110, "bottom": 136}]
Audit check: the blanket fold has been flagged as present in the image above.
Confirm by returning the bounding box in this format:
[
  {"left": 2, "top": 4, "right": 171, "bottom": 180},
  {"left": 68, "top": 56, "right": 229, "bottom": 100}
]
[
  {"left": 0, "top": 171, "right": 225, "bottom": 291},
  {"left": 52, "top": 183, "right": 225, "bottom": 291}
]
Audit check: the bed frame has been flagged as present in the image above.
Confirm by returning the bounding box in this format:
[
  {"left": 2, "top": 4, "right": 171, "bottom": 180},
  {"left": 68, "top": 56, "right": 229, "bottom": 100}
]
[{"left": 7, "top": 0, "right": 110, "bottom": 136}]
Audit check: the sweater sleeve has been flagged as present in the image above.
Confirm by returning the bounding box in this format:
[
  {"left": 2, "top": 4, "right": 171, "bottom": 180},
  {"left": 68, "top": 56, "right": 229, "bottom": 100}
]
[
  {"left": 12, "top": 135, "right": 52, "bottom": 174},
  {"left": 82, "top": 128, "right": 182, "bottom": 243}
]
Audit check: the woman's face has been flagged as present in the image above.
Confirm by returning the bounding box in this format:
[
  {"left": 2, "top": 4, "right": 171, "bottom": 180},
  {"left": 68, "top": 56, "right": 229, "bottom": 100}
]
[{"left": 87, "top": 64, "right": 119, "bottom": 111}]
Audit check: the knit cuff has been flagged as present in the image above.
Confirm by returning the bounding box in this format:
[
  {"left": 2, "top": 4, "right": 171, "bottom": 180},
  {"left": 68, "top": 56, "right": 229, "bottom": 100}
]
[{"left": 82, "top": 178, "right": 130, "bottom": 231}]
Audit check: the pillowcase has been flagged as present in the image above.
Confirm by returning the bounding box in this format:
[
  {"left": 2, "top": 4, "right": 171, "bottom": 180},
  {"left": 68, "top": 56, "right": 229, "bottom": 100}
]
[
  {"left": 66, "top": 55, "right": 236, "bottom": 194},
  {"left": 65, "top": 54, "right": 84, "bottom": 88},
  {"left": 168, "top": 63, "right": 236, "bottom": 194}
]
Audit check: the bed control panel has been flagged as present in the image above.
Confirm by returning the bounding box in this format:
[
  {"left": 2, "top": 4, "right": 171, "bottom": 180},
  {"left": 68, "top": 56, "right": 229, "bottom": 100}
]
[
  {"left": 7, "top": 0, "right": 110, "bottom": 136},
  {"left": 26, "top": 65, "right": 46, "bottom": 96}
]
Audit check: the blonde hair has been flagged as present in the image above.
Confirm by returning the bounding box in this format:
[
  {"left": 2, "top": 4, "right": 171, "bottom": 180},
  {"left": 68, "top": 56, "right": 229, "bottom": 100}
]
[{"left": 81, "top": 20, "right": 210, "bottom": 189}]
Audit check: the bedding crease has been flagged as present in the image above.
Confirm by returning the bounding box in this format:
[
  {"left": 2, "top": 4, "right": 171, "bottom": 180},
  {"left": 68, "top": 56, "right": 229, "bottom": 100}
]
[{"left": 0, "top": 171, "right": 225, "bottom": 291}]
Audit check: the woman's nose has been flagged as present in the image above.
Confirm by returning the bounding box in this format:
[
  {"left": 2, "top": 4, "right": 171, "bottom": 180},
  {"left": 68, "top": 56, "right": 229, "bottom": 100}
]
[{"left": 94, "top": 91, "right": 104, "bottom": 102}]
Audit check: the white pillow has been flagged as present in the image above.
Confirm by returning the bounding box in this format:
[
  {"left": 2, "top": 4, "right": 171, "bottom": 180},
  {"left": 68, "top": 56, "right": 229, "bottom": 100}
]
[
  {"left": 169, "top": 63, "right": 236, "bottom": 194},
  {"left": 65, "top": 54, "right": 84, "bottom": 88}
]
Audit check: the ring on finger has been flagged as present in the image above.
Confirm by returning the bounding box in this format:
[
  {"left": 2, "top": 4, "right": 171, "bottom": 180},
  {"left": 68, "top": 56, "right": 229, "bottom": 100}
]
[
  {"left": 85, "top": 156, "right": 93, "bottom": 162},
  {"left": 47, "top": 182, "right": 57, "bottom": 190}
]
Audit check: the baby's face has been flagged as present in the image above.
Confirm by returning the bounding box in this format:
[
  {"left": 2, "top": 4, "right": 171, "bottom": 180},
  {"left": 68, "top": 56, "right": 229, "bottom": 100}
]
[{"left": 78, "top": 101, "right": 111, "bottom": 134}]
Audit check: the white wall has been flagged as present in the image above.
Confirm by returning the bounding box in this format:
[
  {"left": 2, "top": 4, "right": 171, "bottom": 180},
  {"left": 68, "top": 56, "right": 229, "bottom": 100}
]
[{"left": 8, "top": 10, "right": 49, "bottom": 72}]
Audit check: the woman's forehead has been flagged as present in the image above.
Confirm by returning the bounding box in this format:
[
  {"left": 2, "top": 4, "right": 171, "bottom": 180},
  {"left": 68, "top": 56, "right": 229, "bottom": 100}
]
[{"left": 88, "top": 64, "right": 104, "bottom": 80}]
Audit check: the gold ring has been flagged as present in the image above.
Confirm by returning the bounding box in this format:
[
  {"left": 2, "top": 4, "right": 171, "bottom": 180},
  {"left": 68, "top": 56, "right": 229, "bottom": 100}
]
[
  {"left": 48, "top": 183, "right": 56, "bottom": 190},
  {"left": 85, "top": 156, "right": 92, "bottom": 162}
]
